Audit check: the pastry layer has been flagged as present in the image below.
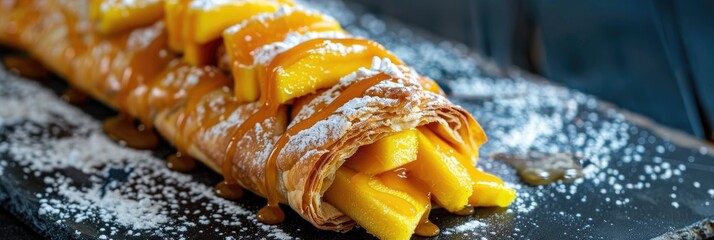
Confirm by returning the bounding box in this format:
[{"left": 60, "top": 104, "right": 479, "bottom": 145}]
[{"left": 0, "top": 0, "right": 489, "bottom": 232}]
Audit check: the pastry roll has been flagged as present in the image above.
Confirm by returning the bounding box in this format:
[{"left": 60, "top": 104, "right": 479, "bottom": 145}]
[{"left": 0, "top": 1, "right": 516, "bottom": 239}]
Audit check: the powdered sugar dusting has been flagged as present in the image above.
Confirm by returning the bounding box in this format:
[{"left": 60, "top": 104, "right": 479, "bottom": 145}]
[
  {"left": 310, "top": 41, "right": 366, "bottom": 55},
  {"left": 284, "top": 115, "right": 350, "bottom": 158},
  {"left": 224, "top": 5, "right": 332, "bottom": 35},
  {"left": 189, "top": 0, "right": 282, "bottom": 10},
  {"left": 100, "top": 0, "right": 162, "bottom": 13},
  {"left": 442, "top": 219, "right": 488, "bottom": 235},
  {"left": 252, "top": 31, "right": 349, "bottom": 65},
  {"left": 342, "top": 57, "right": 405, "bottom": 83},
  {"left": 290, "top": 57, "right": 413, "bottom": 126},
  {"left": 1, "top": 0, "right": 712, "bottom": 238},
  {"left": 0, "top": 67, "right": 294, "bottom": 239},
  {"left": 126, "top": 21, "right": 165, "bottom": 50}
]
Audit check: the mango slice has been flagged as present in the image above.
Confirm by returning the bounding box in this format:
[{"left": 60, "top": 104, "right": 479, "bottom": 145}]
[
  {"left": 344, "top": 129, "right": 418, "bottom": 175},
  {"left": 186, "top": 0, "right": 289, "bottom": 44},
  {"left": 467, "top": 168, "right": 516, "bottom": 207},
  {"left": 223, "top": 7, "right": 344, "bottom": 102},
  {"left": 223, "top": 7, "right": 343, "bottom": 67},
  {"left": 165, "top": 0, "right": 189, "bottom": 51},
  {"left": 324, "top": 168, "right": 428, "bottom": 240},
  {"left": 166, "top": 0, "right": 290, "bottom": 65},
  {"left": 263, "top": 38, "right": 401, "bottom": 104},
  {"left": 405, "top": 128, "right": 473, "bottom": 212},
  {"left": 326, "top": 127, "right": 513, "bottom": 239},
  {"left": 183, "top": 38, "right": 223, "bottom": 66},
  {"left": 420, "top": 127, "right": 516, "bottom": 208},
  {"left": 91, "top": 0, "right": 165, "bottom": 35}
]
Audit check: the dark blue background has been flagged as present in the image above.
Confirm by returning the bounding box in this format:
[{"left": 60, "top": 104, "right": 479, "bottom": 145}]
[{"left": 353, "top": 0, "right": 714, "bottom": 140}]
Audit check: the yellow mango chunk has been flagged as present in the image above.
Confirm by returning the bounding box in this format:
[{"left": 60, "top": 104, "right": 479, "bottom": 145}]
[
  {"left": 222, "top": 7, "right": 344, "bottom": 102},
  {"left": 467, "top": 168, "right": 516, "bottom": 207},
  {"left": 90, "top": 0, "right": 101, "bottom": 20},
  {"left": 92, "top": 0, "right": 165, "bottom": 35},
  {"left": 265, "top": 38, "right": 401, "bottom": 104},
  {"left": 165, "top": 0, "right": 189, "bottom": 52},
  {"left": 405, "top": 128, "right": 473, "bottom": 212},
  {"left": 183, "top": 38, "right": 222, "bottom": 66},
  {"left": 186, "top": 0, "right": 289, "bottom": 44},
  {"left": 324, "top": 168, "right": 429, "bottom": 240},
  {"left": 170, "top": 0, "right": 289, "bottom": 65},
  {"left": 232, "top": 64, "right": 260, "bottom": 103},
  {"left": 344, "top": 129, "right": 418, "bottom": 175},
  {"left": 420, "top": 126, "right": 516, "bottom": 208},
  {"left": 223, "top": 8, "right": 343, "bottom": 67}
]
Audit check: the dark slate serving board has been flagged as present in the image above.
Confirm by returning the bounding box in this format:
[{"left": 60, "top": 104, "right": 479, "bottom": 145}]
[{"left": 1, "top": 0, "right": 713, "bottom": 239}]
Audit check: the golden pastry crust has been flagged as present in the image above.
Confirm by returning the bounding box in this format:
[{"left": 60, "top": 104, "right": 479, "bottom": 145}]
[
  {"left": 152, "top": 66, "right": 487, "bottom": 231},
  {"left": 0, "top": 0, "right": 487, "bottom": 232}
]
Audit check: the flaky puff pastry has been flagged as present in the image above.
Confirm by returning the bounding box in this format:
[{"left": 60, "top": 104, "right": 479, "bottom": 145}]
[
  {"left": 0, "top": 0, "right": 486, "bottom": 232},
  {"left": 155, "top": 65, "right": 486, "bottom": 231}
]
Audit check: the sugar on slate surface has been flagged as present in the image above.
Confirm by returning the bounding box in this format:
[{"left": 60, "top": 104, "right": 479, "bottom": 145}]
[
  {"left": 442, "top": 219, "right": 488, "bottom": 235},
  {"left": 304, "top": 0, "right": 714, "bottom": 228},
  {"left": 1, "top": 0, "right": 713, "bottom": 239},
  {"left": 0, "top": 68, "right": 292, "bottom": 238}
]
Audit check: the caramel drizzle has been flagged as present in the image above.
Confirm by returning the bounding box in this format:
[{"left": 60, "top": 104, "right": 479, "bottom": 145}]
[
  {"left": 133, "top": 62, "right": 185, "bottom": 124},
  {"left": 174, "top": 74, "right": 231, "bottom": 153},
  {"left": 219, "top": 38, "right": 398, "bottom": 188},
  {"left": 167, "top": 152, "right": 197, "bottom": 172},
  {"left": 221, "top": 39, "right": 336, "bottom": 185},
  {"left": 2, "top": 55, "right": 50, "bottom": 80},
  {"left": 258, "top": 73, "right": 393, "bottom": 223},
  {"left": 219, "top": 38, "right": 402, "bottom": 223},
  {"left": 113, "top": 29, "right": 173, "bottom": 112},
  {"left": 226, "top": 11, "right": 343, "bottom": 67},
  {"left": 223, "top": 34, "right": 403, "bottom": 222},
  {"left": 102, "top": 114, "right": 160, "bottom": 149},
  {"left": 1, "top": 3, "right": 484, "bottom": 238},
  {"left": 9, "top": 2, "right": 426, "bottom": 227},
  {"left": 219, "top": 38, "right": 400, "bottom": 224},
  {"left": 61, "top": 87, "right": 89, "bottom": 104}
]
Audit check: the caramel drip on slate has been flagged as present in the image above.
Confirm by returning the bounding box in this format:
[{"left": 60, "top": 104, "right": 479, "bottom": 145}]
[
  {"left": 493, "top": 151, "right": 584, "bottom": 186},
  {"left": 258, "top": 73, "right": 393, "bottom": 224},
  {"left": 414, "top": 206, "right": 440, "bottom": 237},
  {"left": 2, "top": 56, "right": 50, "bottom": 80},
  {"left": 215, "top": 180, "right": 244, "bottom": 200},
  {"left": 102, "top": 114, "right": 160, "bottom": 149},
  {"left": 166, "top": 152, "right": 196, "bottom": 172},
  {"left": 61, "top": 87, "right": 89, "bottom": 104}
]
